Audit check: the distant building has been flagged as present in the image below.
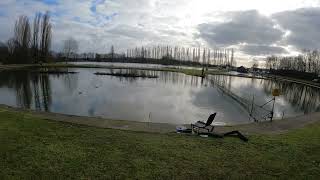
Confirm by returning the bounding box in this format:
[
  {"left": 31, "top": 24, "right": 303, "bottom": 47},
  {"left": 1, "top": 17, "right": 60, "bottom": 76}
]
[
  {"left": 237, "top": 66, "right": 248, "bottom": 73},
  {"left": 78, "top": 53, "right": 95, "bottom": 59}
]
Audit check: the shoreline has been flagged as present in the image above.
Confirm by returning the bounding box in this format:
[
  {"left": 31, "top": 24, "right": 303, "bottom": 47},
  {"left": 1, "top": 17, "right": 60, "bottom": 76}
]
[
  {"left": 1, "top": 104, "right": 319, "bottom": 135},
  {"left": 1, "top": 103, "right": 319, "bottom": 179}
]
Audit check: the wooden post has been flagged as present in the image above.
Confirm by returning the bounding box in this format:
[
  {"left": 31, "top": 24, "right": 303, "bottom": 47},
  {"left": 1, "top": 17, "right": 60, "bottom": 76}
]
[
  {"left": 250, "top": 95, "right": 255, "bottom": 122},
  {"left": 270, "top": 97, "right": 275, "bottom": 122}
]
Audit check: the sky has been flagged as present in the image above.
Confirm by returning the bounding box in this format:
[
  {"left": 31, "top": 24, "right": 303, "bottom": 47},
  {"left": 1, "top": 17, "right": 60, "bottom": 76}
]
[{"left": 1, "top": 0, "right": 320, "bottom": 66}]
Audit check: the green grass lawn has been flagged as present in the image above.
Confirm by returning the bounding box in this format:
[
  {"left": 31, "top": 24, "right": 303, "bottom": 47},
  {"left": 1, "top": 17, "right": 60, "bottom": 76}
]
[{"left": 0, "top": 110, "right": 319, "bottom": 179}]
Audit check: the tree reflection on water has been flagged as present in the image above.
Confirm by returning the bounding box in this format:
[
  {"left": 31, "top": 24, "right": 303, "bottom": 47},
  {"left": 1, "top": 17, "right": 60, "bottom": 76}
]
[
  {"left": 209, "top": 75, "right": 320, "bottom": 115},
  {"left": 0, "top": 69, "right": 78, "bottom": 111}
]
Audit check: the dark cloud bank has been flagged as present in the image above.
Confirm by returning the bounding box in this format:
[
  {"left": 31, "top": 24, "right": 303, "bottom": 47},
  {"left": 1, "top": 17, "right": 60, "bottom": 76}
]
[{"left": 198, "top": 8, "right": 320, "bottom": 56}]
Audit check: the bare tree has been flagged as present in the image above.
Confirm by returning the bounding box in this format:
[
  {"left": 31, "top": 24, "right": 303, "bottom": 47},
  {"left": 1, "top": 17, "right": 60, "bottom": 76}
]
[
  {"left": 40, "top": 11, "right": 52, "bottom": 62},
  {"left": 14, "top": 15, "right": 31, "bottom": 49},
  {"left": 110, "top": 45, "right": 114, "bottom": 59},
  {"left": 230, "top": 49, "right": 234, "bottom": 67},
  {"left": 5, "top": 12, "right": 52, "bottom": 64},
  {"left": 0, "top": 41, "right": 8, "bottom": 63},
  {"left": 7, "top": 38, "right": 16, "bottom": 55},
  {"left": 10, "top": 15, "right": 31, "bottom": 63},
  {"left": 32, "top": 13, "right": 41, "bottom": 63},
  {"left": 252, "top": 62, "right": 259, "bottom": 70},
  {"left": 63, "top": 38, "right": 78, "bottom": 60},
  {"left": 267, "top": 49, "right": 320, "bottom": 75}
]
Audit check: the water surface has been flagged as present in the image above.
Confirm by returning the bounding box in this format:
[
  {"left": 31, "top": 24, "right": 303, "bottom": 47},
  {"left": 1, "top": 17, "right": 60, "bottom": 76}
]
[{"left": 0, "top": 68, "right": 319, "bottom": 125}]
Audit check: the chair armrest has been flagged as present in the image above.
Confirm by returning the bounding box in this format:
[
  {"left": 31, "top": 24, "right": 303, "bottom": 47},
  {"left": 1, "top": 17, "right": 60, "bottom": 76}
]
[
  {"left": 197, "top": 121, "right": 206, "bottom": 125},
  {"left": 193, "top": 122, "right": 206, "bottom": 128}
]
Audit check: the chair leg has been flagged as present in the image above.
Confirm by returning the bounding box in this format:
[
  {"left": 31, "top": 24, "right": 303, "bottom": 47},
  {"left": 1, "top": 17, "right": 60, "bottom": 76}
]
[{"left": 191, "top": 124, "right": 193, "bottom": 133}]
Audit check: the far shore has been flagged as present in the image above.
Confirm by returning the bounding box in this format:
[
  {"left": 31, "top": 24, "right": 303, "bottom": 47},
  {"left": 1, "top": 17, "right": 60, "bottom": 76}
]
[{"left": 1, "top": 62, "right": 320, "bottom": 88}]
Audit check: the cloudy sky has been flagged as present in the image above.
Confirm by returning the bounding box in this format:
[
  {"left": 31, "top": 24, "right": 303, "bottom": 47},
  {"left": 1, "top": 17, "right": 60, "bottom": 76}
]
[{"left": 1, "top": 0, "right": 320, "bottom": 65}]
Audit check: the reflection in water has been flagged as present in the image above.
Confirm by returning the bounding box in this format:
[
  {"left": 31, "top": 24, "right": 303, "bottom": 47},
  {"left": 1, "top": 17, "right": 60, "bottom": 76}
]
[
  {"left": 0, "top": 69, "right": 78, "bottom": 111},
  {"left": 97, "top": 69, "right": 209, "bottom": 87},
  {"left": 262, "top": 80, "right": 320, "bottom": 114},
  {"left": 208, "top": 75, "right": 320, "bottom": 119},
  {"left": 0, "top": 68, "right": 319, "bottom": 125}
]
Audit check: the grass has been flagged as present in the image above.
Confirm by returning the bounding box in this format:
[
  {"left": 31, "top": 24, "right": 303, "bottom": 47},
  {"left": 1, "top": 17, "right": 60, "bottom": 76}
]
[
  {"left": 0, "top": 109, "right": 319, "bottom": 179},
  {"left": 269, "top": 75, "right": 320, "bottom": 88}
]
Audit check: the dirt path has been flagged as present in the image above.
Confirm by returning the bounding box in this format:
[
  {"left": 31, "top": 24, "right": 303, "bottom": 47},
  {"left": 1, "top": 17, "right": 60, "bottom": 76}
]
[{"left": 1, "top": 104, "right": 319, "bottom": 135}]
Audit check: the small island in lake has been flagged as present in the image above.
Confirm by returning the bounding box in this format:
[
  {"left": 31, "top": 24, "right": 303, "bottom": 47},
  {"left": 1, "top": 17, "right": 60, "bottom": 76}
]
[{"left": 94, "top": 72, "right": 158, "bottom": 78}]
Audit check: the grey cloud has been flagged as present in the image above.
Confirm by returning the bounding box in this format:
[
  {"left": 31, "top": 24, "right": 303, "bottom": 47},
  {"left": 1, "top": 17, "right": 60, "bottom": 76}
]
[
  {"left": 240, "top": 44, "right": 287, "bottom": 56},
  {"left": 3, "top": 0, "right": 320, "bottom": 58},
  {"left": 273, "top": 7, "right": 320, "bottom": 50},
  {"left": 197, "top": 10, "right": 284, "bottom": 46},
  {"left": 106, "top": 24, "right": 156, "bottom": 39},
  {"left": 0, "top": 17, "right": 13, "bottom": 42},
  {"left": 157, "top": 29, "right": 187, "bottom": 36}
]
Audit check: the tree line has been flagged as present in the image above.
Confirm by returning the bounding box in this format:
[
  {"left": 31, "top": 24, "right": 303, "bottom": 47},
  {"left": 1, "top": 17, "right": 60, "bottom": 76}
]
[
  {"left": 266, "top": 49, "right": 320, "bottom": 76},
  {"left": 0, "top": 12, "right": 236, "bottom": 68},
  {"left": 125, "top": 46, "right": 235, "bottom": 67},
  {"left": 0, "top": 12, "right": 52, "bottom": 64}
]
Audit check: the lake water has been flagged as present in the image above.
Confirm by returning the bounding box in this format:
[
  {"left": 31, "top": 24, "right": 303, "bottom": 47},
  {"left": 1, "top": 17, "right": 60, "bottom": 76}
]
[{"left": 0, "top": 67, "right": 319, "bottom": 125}]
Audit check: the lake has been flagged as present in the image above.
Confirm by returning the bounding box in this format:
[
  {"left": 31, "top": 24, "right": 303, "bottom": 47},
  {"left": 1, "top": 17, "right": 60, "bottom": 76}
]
[{"left": 0, "top": 67, "right": 319, "bottom": 125}]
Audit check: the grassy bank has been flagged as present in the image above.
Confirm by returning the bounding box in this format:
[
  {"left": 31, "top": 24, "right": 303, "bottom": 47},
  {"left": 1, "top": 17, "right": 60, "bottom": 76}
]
[
  {"left": 268, "top": 74, "right": 320, "bottom": 89},
  {"left": 0, "top": 109, "right": 319, "bottom": 179}
]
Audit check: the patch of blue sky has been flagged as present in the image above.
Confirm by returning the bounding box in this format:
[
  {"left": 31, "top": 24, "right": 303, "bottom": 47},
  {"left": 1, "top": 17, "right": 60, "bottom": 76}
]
[
  {"left": 73, "top": 16, "right": 81, "bottom": 22},
  {"left": 105, "top": 12, "right": 118, "bottom": 21},
  {"left": 90, "top": 0, "right": 106, "bottom": 13},
  {"left": 68, "top": 0, "right": 118, "bottom": 27},
  {"left": 85, "top": 13, "right": 117, "bottom": 27},
  {"left": 40, "top": 0, "right": 59, "bottom": 5},
  {"left": 0, "top": 11, "right": 6, "bottom": 17},
  {"left": 92, "top": 0, "right": 106, "bottom": 5},
  {"left": 90, "top": 6, "right": 97, "bottom": 13},
  {"left": 51, "top": 10, "right": 64, "bottom": 17}
]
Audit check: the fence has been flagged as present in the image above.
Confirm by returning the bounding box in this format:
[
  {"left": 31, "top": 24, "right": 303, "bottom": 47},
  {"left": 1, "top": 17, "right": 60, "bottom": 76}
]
[{"left": 209, "top": 76, "right": 275, "bottom": 122}]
